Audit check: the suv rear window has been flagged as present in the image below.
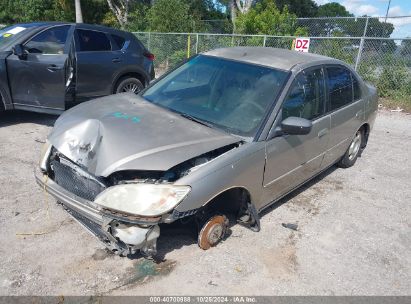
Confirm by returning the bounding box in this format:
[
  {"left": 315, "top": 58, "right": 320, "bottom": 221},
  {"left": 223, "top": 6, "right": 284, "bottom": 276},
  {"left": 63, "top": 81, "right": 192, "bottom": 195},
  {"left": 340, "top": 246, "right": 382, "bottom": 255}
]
[
  {"left": 112, "top": 34, "right": 126, "bottom": 50},
  {"left": 327, "top": 66, "right": 353, "bottom": 111},
  {"left": 77, "top": 29, "right": 111, "bottom": 52}
]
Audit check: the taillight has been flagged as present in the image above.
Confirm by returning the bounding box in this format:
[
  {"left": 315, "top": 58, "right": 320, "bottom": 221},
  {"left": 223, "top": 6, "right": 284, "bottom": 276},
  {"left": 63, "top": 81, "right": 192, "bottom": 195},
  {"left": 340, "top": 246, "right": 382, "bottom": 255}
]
[{"left": 144, "top": 52, "right": 155, "bottom": 61}]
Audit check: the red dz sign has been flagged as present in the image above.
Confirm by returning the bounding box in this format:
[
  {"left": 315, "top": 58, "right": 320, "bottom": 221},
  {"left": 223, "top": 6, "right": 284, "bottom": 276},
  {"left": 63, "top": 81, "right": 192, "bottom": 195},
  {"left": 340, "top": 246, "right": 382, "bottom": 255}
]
[{"left": 293, "top": 38, "right": 310, "bottom": 52}]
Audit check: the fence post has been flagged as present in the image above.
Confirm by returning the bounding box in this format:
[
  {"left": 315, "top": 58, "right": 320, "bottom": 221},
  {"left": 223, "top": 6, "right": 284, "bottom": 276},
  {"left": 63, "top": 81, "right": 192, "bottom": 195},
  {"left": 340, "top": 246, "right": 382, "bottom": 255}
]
[
  {"left": 354, "top": 16, "right": 369, "bottom": 71},
  {"left": 195, "top": 33, "right": 199, "bottom": 54},
  {"left": 263, "top": 35, "right": 267, "bottom": 47},
  {"left": 148, "top": 32, "right": 151, "bottom": 50},
  {"left": 187, "top": 34, "right": 191, "bottom": 58}
]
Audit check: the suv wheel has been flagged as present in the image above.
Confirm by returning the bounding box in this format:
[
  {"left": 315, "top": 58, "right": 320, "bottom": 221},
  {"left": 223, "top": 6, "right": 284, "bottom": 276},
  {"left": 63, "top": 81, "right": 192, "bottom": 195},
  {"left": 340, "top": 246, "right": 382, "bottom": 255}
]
[
  {"left": 115, "top": 77, "right": 144, "bottom": 94},
  {"left": 337, "top": 128, "right": 364, "bottom": 168}
]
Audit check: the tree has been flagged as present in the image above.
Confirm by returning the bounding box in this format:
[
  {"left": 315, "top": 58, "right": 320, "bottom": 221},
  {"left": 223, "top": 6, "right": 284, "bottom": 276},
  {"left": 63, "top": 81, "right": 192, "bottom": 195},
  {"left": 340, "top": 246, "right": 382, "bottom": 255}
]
[
  {"left": 75, "top": 0, "right": 83, "bottom": 23},
  {"left": 274, "top": 0, "right": 318, "bottom": 17},
  {"left": 235, "top": 0, "right": 255, "bottom": 14},
  {"left": 235, "top": 0, "right": 306, "bottom": 35},
  {"left": 0, "top": 0, "right": 109, "bottom": 25},
  {"left": 317, "top": 2, "right": 352, "bottom": 17},
  {"left": 106, "top": 0, "right": 132, "bottom": 29},
  {"left": 147, "top": 0, "right": 197, "bottom": 32}
]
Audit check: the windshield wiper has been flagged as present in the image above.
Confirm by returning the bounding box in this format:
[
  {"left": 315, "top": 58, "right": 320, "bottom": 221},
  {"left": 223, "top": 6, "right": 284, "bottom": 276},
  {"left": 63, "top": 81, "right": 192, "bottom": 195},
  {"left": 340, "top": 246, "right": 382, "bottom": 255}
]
[{"left": 178, "top": 113, "right": 214, "bottom": 128}]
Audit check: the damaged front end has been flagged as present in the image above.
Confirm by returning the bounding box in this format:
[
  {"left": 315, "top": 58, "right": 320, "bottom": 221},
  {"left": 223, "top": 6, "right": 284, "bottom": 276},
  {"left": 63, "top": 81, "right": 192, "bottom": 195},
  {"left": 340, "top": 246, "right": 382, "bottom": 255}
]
[{"left": 36, "top": 140, "right": 241, "bottom": 257}]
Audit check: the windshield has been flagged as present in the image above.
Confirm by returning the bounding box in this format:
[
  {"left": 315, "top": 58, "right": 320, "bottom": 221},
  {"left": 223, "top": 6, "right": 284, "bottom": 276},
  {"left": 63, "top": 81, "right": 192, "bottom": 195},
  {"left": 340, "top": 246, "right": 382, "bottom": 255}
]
[
  {"left": 143, "top": 55, "right": 289, "bottom": 137},
  {"left": 0, "top": 24, "right": 36, "bottom": 49}
]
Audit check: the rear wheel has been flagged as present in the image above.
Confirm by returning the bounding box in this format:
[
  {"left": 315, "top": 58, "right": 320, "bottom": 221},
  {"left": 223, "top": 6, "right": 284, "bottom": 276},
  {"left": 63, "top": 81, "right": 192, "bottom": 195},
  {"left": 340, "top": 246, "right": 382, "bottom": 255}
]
[
  {"left": 337, "top": 128, "right": 364, "bottom": 168},
  {"left": 115, "top": 77, "right": 144, "bottom": 94}
]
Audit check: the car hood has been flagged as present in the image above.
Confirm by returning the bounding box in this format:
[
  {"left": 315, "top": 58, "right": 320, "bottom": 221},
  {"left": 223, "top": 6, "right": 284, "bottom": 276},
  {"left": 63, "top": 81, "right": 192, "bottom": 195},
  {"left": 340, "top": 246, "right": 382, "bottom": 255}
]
[{"left": 48, "top": 93, "right": 240, "bottom": 177}]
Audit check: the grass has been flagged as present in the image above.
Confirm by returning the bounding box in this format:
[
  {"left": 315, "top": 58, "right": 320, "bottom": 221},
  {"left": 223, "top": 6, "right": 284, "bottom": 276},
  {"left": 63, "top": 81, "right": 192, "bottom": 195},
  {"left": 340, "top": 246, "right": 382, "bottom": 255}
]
[{"left": 379, "top": 97, "right": 411, "bottom": 113}]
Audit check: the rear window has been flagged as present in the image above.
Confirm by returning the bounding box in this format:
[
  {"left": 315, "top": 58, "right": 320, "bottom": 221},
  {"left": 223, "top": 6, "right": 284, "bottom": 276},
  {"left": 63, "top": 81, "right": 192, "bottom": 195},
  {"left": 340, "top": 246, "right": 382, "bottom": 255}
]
[
  {"left": 327, "top": 66, "right": 353, "bottom": 111},
  {"left": 112, "top": 34, "right": 126, "bottom": 50},
  {"left": 77, "top": 29, "right": 111, "bottom": 52}
]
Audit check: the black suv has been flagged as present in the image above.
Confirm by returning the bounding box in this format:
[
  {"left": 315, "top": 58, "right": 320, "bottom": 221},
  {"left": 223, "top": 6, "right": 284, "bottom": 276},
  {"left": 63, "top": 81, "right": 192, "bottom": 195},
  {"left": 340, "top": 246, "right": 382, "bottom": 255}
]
[{"left": 0, "top": 22, "right": 155, "bottom": 114}]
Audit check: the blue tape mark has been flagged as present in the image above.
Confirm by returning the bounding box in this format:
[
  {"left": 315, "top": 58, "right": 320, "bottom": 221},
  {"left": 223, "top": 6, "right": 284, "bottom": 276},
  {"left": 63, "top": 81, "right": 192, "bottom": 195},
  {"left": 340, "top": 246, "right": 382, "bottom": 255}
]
[{"left": 107, "top": 112, "right": 141, "bottom": 123}]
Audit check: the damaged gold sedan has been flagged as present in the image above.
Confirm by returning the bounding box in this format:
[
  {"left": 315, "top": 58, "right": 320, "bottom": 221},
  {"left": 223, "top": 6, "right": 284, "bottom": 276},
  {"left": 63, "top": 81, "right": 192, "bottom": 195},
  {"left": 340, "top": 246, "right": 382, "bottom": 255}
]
[{"left": 36, "top": 47, "right": 377, "bottom": 257}]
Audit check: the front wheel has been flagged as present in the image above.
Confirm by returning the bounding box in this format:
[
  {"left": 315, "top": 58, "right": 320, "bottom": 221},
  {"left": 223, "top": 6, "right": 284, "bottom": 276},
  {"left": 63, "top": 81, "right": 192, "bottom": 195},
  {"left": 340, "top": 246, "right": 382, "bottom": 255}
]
[
  {"left": 337, "top": 128, "right": 364, "bottom": 168},
  {"left": 198, "top": 215, "right": 228, "bottom": 250},
  {"left": 115, "top": 77, "right": 144, "bottom": 94}
]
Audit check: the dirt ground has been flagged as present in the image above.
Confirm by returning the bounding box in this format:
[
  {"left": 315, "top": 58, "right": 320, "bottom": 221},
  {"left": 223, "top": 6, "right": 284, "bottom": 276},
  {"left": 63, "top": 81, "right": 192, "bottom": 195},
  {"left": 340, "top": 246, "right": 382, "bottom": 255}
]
[{"left": 0, "top": 110, "right": 410, "bottom": 296}]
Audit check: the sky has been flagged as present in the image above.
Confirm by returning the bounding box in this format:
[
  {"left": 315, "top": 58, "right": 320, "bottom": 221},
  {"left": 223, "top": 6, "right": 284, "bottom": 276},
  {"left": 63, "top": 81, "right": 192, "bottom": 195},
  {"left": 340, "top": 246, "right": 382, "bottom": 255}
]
[{"left": 314, "top": 0, "right": 411, "bottom": 38}]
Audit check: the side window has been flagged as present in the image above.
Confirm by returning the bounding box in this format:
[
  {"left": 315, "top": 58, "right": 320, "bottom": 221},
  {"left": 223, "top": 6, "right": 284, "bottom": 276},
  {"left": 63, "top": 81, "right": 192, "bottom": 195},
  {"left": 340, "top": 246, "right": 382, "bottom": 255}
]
[
  {"left": 327, "top": 67, "right": 353, "bottom": 110},
  {"left": 352, "top": 74, "right": 361, "bottom": 101},
  {"left": 282, "top": 68, "right": 325, "bottom": 121},
  {"left": 112, "top": 34, "right": 126, "bottom": 50},
  {"left": 77, "top": 29, "right": 111, "bottom": 52},
  {"left": 25, "top": 25, "right": 70, "bottom": 55}
]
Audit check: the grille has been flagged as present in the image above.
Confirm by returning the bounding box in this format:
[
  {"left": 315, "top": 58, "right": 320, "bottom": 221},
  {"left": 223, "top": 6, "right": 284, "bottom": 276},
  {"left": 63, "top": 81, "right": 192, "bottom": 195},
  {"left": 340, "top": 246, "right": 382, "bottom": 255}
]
[
  {"left": 63, "top": 204, "right": 108, "bottom": 242},
  {"left": 51, "top": 159, "right": 106, "bottom": 201}
]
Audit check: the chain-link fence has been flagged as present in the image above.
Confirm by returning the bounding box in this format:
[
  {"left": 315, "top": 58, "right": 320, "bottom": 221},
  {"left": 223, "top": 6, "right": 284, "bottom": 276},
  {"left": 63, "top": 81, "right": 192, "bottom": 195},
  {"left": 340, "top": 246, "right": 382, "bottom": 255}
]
[
  {"left": 134, "top": 16, "right": 411, "bottom": 101},
  {"left": 198, "top": 16, "right": 411, "bottom": 38}
]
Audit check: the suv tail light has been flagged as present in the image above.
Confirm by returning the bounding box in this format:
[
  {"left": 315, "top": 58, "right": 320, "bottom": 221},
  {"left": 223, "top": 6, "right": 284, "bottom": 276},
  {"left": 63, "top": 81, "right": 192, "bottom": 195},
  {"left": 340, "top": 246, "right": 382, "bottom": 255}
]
[{"left": 144, "top": 52, "right": 155, "bottom": 61}]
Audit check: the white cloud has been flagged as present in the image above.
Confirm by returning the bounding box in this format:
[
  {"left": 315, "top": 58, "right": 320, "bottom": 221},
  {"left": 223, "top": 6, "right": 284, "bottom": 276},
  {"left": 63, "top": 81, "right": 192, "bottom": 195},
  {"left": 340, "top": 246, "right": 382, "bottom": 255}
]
[
  {"left": 313, "top": 0, "right": 330, "bottom": 5},
  {"left": 388, "top": 6, "right": 405, "bottom": 17},
  {"left": 342, "top": 0, "right": 380, "bottom": 16},
  {"left": 377, "top": 6, "right": 411, "bottom": 38},
  {"left": 357, "top": 4, "right": 379, "bottom": 15}
]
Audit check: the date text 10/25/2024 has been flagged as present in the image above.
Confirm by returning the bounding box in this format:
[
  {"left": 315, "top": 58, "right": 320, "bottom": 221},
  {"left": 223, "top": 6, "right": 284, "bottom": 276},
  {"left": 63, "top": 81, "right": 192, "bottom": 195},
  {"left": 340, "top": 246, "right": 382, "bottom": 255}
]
[{"left": 149, "top": 297, "right": 257, "bottom": 303}]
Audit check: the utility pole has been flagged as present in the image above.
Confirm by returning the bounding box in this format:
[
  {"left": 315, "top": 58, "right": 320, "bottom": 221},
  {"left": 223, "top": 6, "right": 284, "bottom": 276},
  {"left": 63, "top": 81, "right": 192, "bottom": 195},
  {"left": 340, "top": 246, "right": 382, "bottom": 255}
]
[
  {"left": 384, "top": 0, "right": 392, "bottom": 22},
  {"left": 75, "top": 0, "right": 83, "bottom": 23}
]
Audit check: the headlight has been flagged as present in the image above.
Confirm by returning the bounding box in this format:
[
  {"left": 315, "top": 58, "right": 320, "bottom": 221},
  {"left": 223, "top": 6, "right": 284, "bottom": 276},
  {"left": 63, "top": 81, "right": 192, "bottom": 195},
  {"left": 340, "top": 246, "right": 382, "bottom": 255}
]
[
  {"left": 39, "top": 140, "right": 52, "bottom": 171},
  {"left": 94, "top": 184, "right": 191, "bottom": 217}
]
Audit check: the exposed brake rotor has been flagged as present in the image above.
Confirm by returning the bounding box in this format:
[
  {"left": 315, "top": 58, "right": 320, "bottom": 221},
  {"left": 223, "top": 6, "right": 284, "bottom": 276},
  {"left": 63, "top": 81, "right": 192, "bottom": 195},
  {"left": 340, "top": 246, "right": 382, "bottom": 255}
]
[{"left": 198, "top": 215, "right": 228, "bottom": 250}]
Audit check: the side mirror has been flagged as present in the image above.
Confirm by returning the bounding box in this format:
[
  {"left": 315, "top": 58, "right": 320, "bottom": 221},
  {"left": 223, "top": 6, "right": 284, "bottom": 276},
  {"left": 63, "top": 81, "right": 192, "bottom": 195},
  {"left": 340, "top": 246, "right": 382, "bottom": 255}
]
[
  {"left": 12, "top": 44, "right": 27, "bottom": 59},
  {"left": 280, "top": 117, "right": 312, "bottom": 135}
]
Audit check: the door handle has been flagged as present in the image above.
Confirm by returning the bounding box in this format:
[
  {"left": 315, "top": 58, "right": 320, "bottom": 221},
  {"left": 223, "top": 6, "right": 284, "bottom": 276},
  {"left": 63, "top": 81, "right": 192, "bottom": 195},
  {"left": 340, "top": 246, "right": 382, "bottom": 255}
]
[
  {"left": 47, "top": 64, "right": 63, "bottom": 72},
  {"left": 112, "top": 58, "right": 121, "bottom": 63},
  {"left": 318, "top": 128, "right": 329, "bottom": 138}
]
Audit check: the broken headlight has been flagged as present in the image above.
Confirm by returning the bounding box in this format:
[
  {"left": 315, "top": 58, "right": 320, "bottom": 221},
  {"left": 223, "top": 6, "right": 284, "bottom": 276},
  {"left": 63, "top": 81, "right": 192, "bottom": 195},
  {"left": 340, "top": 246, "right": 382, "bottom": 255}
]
[
  {"left": 39, "top": 140, "right": 52, "bottom": 171},
  {"left": 94, "top": 184, "right": 191, "bottom": 217}
]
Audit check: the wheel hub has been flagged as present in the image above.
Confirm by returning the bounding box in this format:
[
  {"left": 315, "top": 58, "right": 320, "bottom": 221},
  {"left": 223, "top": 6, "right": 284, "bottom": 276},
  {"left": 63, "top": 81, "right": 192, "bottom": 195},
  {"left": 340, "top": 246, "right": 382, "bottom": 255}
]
[
  {"left": 198, "top": 215, "right": 228, "bottom": 250},
  {"left": 122, "top": 83, "right": 140, "bottom": 93},
  {"left": 348, "top": 131, "right": 362, "bottom": 160}
]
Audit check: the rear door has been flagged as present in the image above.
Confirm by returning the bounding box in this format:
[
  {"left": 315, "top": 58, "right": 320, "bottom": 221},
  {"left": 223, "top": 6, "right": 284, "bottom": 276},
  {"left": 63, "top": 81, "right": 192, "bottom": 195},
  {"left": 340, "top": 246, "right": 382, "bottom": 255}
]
[
  {"left": 261, "top": 67, "right": 330, "bottom": 205},
  {"left": 321, "top": 65, "right": 365, "bottom": 168},
  {"left": 6, "top": 25, "right": 73, "bottom": 110},
  {"left": 74, "top": 27, "right": 120, "bottom": 101}
]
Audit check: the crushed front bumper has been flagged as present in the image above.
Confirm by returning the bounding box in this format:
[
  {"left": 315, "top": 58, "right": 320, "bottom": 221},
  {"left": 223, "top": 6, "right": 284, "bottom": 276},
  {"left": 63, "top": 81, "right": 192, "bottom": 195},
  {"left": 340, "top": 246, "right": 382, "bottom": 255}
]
[{"left": 35, "top": 168, "right": 160, "bottom": 257}]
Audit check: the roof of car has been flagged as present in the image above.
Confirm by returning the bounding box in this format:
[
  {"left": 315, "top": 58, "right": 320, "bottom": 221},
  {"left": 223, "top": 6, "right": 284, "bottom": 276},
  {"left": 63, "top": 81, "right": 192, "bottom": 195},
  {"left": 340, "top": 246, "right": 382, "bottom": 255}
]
[
  {"left": 203, "top": 47, "right": 338, "bottom": 71},
  {"left": 13, "top": 22, "right": 127, "bottom": 35}
]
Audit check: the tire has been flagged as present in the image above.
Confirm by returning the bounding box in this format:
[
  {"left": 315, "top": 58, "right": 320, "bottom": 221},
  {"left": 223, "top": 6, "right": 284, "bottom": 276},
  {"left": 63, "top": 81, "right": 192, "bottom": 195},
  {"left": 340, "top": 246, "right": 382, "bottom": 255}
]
[
  {"left": 337, "top": 128, "right": 364, "bottom": 168},
  {"left": 114, "top": 77, "right": 144, "bottom": 94}
]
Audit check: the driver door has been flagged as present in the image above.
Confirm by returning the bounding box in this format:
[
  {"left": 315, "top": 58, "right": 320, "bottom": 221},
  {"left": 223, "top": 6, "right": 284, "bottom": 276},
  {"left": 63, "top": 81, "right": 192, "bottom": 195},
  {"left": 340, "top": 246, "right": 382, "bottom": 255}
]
[
  {"left": 261, "top": 67, "right": 331, "bottom": 205},
  {"left": 6, "top": 25, "right": 74, "bottom": 111}
]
